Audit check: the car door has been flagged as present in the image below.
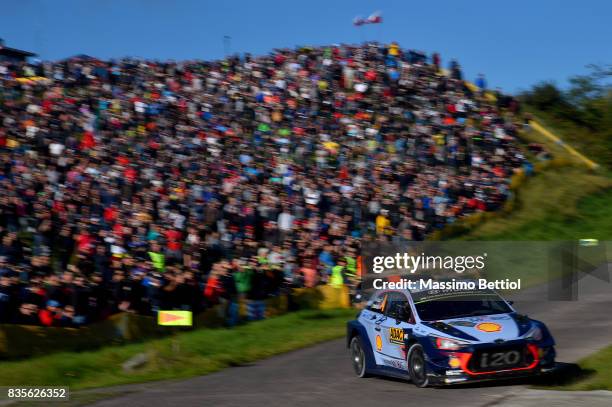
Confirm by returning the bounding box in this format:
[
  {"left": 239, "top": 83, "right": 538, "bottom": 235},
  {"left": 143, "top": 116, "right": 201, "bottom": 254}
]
[
  {"left": 360, "top": 291, "right": 388, "bottom": 366},
  {"left": 378, "top": 291, "right": 415, "bottom": 371}
]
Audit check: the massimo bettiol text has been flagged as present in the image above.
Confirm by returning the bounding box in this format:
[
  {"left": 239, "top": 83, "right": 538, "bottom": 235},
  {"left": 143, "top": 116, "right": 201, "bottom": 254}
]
[{"left": 370, "top": 252, "right": 522, "bottom": 291}]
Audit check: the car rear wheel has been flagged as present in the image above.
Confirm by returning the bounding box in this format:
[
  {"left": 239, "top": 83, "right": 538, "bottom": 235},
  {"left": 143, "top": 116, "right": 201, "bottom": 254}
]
[
  {"left": 350, "top": 336, "right": 369, "bottom": 378},
  {"left": 407, "top": 343, "right": 429, "bottom": 387}
]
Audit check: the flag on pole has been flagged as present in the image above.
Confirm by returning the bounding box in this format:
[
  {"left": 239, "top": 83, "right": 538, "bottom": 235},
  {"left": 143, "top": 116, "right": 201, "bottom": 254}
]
[{"left": 353, "top": 11, "right": 383, "bottom": 26}]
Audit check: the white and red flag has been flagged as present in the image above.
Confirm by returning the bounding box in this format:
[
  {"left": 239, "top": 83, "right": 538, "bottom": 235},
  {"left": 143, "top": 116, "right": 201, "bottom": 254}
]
[
  {"left": 367, "top": 11, "right": 383, "bottom": 24},
  {"left": 353, "top": 11, "right": 383, "bottom": 26}
]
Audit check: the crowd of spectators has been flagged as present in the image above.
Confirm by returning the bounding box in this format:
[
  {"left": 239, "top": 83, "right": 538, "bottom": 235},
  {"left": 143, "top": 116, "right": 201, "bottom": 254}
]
[{"left": 0, "top": 42, "right": 526, "bottom": 327}]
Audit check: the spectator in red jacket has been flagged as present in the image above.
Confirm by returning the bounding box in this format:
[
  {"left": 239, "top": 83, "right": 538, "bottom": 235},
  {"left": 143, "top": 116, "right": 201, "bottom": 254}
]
[{"left": 39, "top": 300, "right": 62, "bottom": 327}]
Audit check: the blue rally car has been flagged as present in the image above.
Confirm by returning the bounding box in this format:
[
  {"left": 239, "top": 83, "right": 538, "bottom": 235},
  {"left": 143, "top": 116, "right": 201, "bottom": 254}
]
[{"left": 347, "top": 288, "right": 556, "bottom": 387}]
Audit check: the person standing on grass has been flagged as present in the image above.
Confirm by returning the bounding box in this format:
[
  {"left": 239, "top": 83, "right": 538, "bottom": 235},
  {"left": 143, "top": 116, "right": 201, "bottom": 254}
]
[
  {"left": 219, "top": 261, "right": 239, "bottom": 327},
  {"left": 234, "top": 258, "right": 253, "bottom": 315},
  {"left": 248, "top": 262, "right": 267, "bottom": 321}
]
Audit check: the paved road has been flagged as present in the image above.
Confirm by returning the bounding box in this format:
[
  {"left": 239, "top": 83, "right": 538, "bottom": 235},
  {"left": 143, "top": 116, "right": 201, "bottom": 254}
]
[{"left": 90, "top": 272, "right": 612, "bottom": 407}]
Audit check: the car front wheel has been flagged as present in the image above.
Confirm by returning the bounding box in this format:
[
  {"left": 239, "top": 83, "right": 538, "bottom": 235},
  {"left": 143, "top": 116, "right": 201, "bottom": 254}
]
[
  {"left": 407, "top": 343, "right": 429, "bottom": 387},
  {"left": 350, "top": 336, "right": 369, "bottom": 378}
]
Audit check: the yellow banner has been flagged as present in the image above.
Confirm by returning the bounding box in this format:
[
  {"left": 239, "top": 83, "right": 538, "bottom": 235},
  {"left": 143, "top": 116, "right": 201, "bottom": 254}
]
[{"left": 158, "top": 310, "right": 193, "bottom": 326}]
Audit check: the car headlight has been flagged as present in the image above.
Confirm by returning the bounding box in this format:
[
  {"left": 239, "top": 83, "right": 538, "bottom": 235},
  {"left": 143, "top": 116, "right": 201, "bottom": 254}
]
[
  {"left": 525, "top": 326, "right": 543, "bottom": 341},
  {"left": 434, "top": 336, "right": 470, "bottom": 350}
]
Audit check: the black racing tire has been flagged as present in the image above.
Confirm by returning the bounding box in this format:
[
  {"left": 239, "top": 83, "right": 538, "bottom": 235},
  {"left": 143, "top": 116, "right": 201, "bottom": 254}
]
[
  {"left": 349, "top": 336, "right": 370, "bottom": 378},
  {"left": 407, "top": 343, "right": 430, "bottom": 388}
]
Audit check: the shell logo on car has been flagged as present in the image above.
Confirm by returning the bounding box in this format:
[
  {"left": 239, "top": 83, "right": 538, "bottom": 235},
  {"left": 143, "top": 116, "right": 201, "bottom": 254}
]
[{"left": 476, "top": 322, "right": 502, "bottom": 333}]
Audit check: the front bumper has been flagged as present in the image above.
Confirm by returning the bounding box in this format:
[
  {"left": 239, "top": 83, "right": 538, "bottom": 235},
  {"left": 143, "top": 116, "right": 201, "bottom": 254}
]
[
  {"left": 428, "top": 364, "right": 558, "bottom": 386},
  {"left": 424, "top": 341, "right": 556, "bottom": 386}
]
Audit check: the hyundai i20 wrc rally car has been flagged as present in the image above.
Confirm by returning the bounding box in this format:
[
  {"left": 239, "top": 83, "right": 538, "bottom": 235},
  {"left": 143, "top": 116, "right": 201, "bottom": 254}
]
[{"left": 346, "top": 287, "right": 556, "bottom": 387}]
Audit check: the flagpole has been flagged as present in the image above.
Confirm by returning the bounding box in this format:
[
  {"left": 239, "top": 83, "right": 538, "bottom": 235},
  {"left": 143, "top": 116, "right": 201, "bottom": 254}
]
[{"left": 223, "top": 35, "right": 231, "bottom": 58}]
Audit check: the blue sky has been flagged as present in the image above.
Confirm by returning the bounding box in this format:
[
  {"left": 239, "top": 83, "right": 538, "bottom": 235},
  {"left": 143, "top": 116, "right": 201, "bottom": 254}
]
[{"left": 2, "top": 0, "right": 611, "bottom": 93}]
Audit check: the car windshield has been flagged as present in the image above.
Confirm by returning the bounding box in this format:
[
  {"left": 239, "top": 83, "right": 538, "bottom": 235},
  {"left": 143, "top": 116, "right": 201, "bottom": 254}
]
[{"left": 413, "top": 293, "right": 512, "bottom": 321}]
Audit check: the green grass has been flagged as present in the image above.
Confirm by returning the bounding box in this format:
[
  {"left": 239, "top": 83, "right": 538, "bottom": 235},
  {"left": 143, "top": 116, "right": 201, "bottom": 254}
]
[
  {"left": 464, "top": 168, "right": 612, "bottom": 240},
  {"left": 518, "top": 187, "right": 612, "bottom": 241},
  {"left": 0, "top": 309, "right": 355, "bottom": 390},
  {"left": 541, "top": 345, "right": 612, "bottom": 391}
]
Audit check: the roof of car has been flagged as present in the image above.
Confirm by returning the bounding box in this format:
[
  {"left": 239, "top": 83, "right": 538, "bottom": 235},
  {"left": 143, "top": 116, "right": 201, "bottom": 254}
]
[{"left": 370, "top": 286, "right": 500, "bottom": 302}]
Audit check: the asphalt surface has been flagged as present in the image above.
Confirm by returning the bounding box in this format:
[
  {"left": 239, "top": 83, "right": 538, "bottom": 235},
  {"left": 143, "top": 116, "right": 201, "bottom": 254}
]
[{"left": 90, "top": 271, "right": 612, "bottom": 407}]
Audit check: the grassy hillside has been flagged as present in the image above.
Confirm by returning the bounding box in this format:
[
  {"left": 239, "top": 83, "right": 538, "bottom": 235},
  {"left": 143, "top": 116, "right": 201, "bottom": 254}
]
[
  {"left": 465, "top": 167, "right": 611, "bottom": 240},
  {"left": 463, "top": 111, "right": 611, "bottom": 241}
]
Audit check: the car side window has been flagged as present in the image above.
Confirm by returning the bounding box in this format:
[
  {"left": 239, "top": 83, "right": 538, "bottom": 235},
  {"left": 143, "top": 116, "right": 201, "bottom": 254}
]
[
  {"left": 366, "top": 292, "right": 387, "bottom": 314},
  {"left": 385, "top": 291, "right": 414, "bottom": 323}
]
